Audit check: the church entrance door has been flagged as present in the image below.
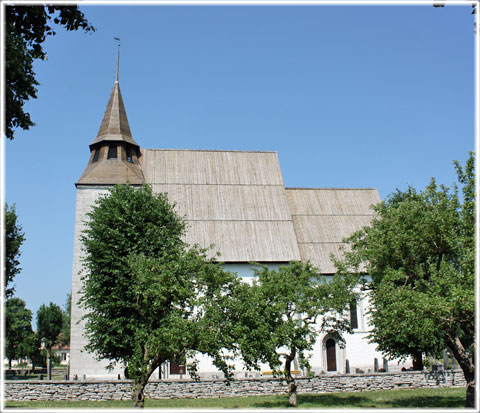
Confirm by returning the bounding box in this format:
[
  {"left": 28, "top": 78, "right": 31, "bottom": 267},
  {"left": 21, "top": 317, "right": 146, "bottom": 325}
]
[{"left": 326, "top": 338, "right": 337, "bottom": 371}]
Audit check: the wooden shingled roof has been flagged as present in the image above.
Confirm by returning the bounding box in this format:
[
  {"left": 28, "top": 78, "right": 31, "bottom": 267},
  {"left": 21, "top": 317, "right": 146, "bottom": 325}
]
[
  {"left": 140, "top": 150, "right": 380, "bottom": 271},
  {"left": 141, "top": 149, "right": 301, "bottom": 263},
  {"left": 90, "top": 81, "right": 139, "bottom": 149},
  {"left": 286, "top": 188, "right": 380, "bottom": 273}
]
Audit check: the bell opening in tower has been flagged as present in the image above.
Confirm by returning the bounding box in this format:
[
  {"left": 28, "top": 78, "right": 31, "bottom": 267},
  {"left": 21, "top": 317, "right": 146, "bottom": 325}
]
[
  {"left": 92, "top": 148, "right": 100, "bottom": 163},
  {"left": 107, "top": 145, "right": 118, "bottom": 159},
  {"left": 126, "top": 147, "right": 133, "bottom": 163}
]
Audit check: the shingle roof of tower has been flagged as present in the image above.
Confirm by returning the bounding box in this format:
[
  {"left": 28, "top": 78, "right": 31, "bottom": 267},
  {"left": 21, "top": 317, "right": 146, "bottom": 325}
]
[
  {"left": 77, "top": 153, "right": 144, "bottom": 186},
  {"left": 89, "top": 81, "right": 139, "bottom": 148}
]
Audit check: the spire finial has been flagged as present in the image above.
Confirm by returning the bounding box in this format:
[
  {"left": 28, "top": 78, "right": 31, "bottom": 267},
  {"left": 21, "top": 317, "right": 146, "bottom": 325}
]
[{"left": 114, "top": 37, "right": 120, "bottom": 82}]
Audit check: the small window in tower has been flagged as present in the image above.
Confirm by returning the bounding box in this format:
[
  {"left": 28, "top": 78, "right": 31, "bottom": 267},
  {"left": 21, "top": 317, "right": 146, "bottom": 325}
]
[
  {"left": 92, "top": 149, "right": 100, "bottom": 163},
  {"left": 126, "top": 147, "right": 133, "bottom": 163},
  {"left": 107, "top": 145, "right": 117, "bottom": 159}
]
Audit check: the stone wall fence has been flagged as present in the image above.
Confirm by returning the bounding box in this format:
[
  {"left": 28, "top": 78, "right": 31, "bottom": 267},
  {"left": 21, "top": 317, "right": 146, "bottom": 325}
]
[{"left": 5, "top": 369, "right": 466, "bottom": 402}]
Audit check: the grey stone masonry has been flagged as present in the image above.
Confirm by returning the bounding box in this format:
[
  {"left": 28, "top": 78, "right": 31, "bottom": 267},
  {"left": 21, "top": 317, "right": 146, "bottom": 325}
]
[{"left": 5, "top": 370, "right": 465, "bottom": 401}]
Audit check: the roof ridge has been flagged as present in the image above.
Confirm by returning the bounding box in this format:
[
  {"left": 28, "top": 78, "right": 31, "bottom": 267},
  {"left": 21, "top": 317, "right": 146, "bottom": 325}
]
[
  {"left": 285, "top": 187, "right": 379, "bottom": 191},
  {"left": 143, "top": 148, "right": 278, "bottom": 154}
]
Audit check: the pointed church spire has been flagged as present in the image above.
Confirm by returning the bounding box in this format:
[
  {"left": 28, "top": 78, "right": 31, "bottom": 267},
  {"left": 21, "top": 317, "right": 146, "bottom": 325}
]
[
  {"left": 89, "top": 42, "right": 139, "bottom": 149},
  {"left": 77, "top": 45, "right": 144, "bottom": 186}
]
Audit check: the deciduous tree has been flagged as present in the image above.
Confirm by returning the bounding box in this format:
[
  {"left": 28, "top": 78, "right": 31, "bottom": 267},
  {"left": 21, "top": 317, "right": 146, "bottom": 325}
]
[
  {"left": 5, "top": 297, "right": 34, "bottom": 369},
  {"left": 23, "top": 332, "right": 43, "bottom": 370},
  {"left": 58, "top": 292, "right": 71, "bottom": 346},
  {"left": 37, "top": 302, "right": 64, "bottom": 380},
  {"left": 337, "top": 152, "right": 475, "bottom": 407},
  {"left": 231, "top": 261, "right": 358, "bottom": 407},
  {"left": 80, "top": 184, "right": 243, "bottom": 408},
  {"left": 4, "top": 203, "right": 25, "bottom": 298},
  {"left": 5, "top": 5, "right": 94, "bottom": 139}
]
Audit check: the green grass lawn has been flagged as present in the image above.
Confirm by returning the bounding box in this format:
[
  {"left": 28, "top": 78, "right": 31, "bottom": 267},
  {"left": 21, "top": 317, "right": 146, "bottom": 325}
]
[{"left": 4, "top": 387, "right": 467, "bottom": 409}]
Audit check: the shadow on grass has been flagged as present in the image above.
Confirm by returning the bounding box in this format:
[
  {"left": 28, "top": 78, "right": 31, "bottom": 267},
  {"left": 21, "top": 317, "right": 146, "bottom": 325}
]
[
  {"left": 254, "top": 394, "right": 370, "bottom": 408},
  {"left": 382, "top": 395, "right": 464, "bottom": 408},
  {"left": 253, "top": 393, "right": 464, "bottom": 409}
]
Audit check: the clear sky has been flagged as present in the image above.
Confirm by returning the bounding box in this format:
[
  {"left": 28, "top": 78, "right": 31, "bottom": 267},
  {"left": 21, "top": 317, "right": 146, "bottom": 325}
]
[{"left": 4, "top": 2, "right": 476, "bottom": 324}]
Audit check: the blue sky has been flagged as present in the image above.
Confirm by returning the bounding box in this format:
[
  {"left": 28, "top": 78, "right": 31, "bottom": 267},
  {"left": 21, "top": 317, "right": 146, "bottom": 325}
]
[{"left": 4, "top": 3, "right": 476, "bottom": 323}]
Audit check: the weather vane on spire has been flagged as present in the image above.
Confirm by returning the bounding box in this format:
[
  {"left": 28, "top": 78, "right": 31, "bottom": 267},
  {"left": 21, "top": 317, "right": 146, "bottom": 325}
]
[{"left": 114, "top": 37, "right": 120, "bottom": 82}]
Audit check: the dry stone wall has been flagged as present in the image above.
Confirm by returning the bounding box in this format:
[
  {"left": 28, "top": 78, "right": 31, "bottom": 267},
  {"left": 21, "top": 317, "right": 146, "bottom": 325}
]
[{"left": 5, "top": 370, "right": 465, "bottom": 401}]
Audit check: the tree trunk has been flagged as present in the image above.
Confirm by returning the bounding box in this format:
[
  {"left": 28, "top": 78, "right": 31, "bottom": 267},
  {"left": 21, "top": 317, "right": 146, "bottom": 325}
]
[
  {"left": 131, "top": 357, "right": 163, "bottom": 408},
  {"left": 8, "top": 359, "right": 12, "bottom": 369},
  {"left": 465, "top": 376, "right": 475, "bottom": 408},
  {"left": 285, "top": 351, "right": 298, "bottom": 407},
  {"left": 444, "top": 333, "right": 475, "bottom": 408},
  {"left": 452, "top": 351, "right": 475, "bottom": 408},
  {"left": 288, "top": 380, "right": 298, "bottom": 407},
  {"left": 47, "top": 348, "right": 52, "bottom": 380},
  {"left": 133, "top": 379, "right": 147, "bottom": 408},
  {"left": 412, "top": 351, "right": 423, "bottom": 370}
]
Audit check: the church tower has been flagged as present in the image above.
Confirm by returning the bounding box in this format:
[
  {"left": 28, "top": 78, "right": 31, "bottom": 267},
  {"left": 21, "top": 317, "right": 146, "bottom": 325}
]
[{"left": 70, "top": 52, "right": 143, "bottom": 379}]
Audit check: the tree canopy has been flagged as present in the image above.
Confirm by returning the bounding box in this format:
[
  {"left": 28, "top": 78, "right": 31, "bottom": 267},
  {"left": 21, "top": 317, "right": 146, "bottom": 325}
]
[
  {"left": 37, "top": 302, "right": 64, "bottom": 379},
  {"left": 5, "top": 297, "right": 34, "bottom": 368},
  {"left": 337, "top": 152, "right": 475, "bottom": 407},
  {"left": 58, "top": 293, "right": 71, "bottom": 346},
  {"left": 5, "top": 5, "right": 94, "bottom": 139},
  {"left": 80, "top": 184, "right": 244, "bottom": 407},
  {"left": 4, "top": 203, "right": 26, "bottom": 298}
]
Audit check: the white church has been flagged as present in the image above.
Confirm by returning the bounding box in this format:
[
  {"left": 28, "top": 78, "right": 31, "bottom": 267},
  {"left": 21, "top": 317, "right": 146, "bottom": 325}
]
[{"left": 70, "top": 60, "right": 409, "bottom": 380}]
